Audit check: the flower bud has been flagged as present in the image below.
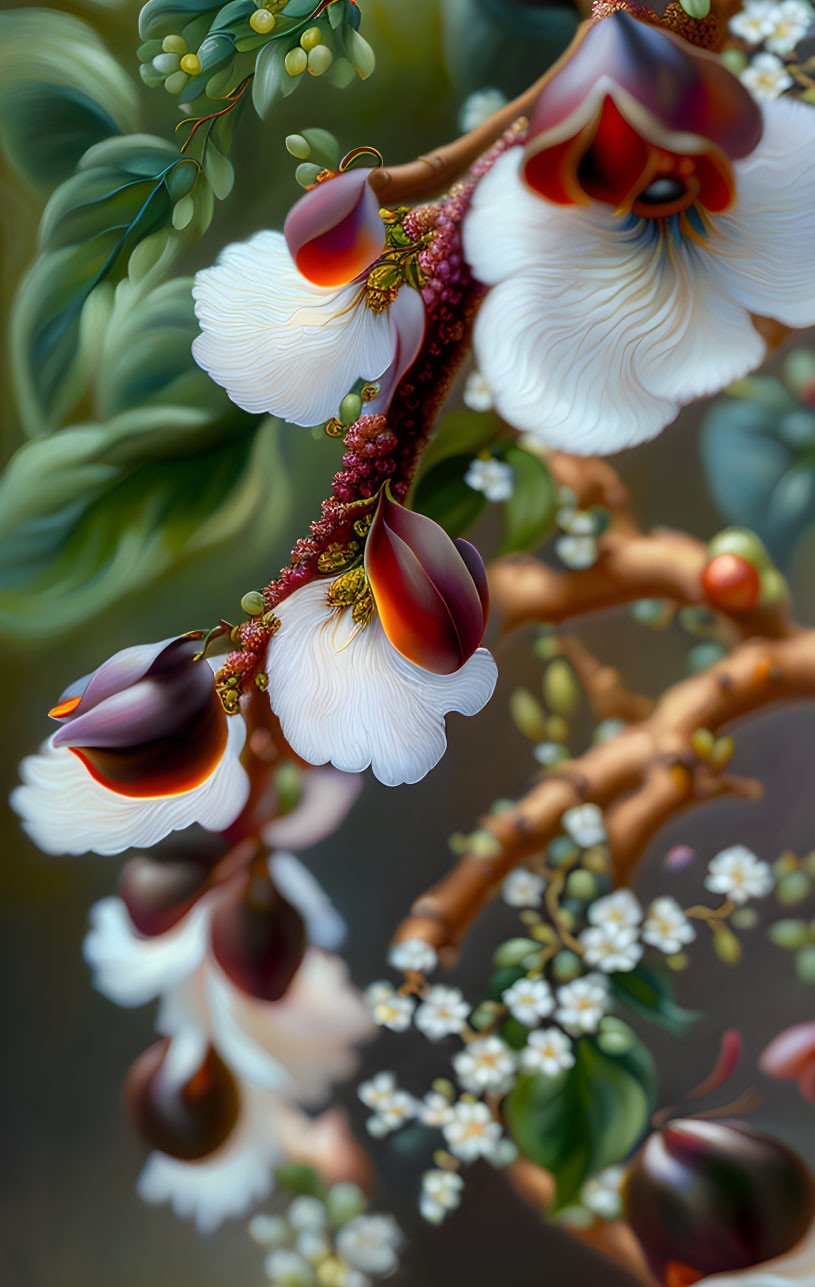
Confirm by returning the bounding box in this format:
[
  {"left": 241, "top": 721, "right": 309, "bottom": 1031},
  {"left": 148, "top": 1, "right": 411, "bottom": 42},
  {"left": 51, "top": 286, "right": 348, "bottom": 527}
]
[
  {"left": 49, "top": 636, "right": 227, "bottom": 799},
  {"left": 364, "top": 488, "right": 489, "bottom": 675},
  {"left": 126, "top": 1037, "right": 240, "bottom": 1160},
  {"left": 623, "top": 1118, "right": 815, "bottom": 1282},
  {"left": 209, "top": 863, "right": 307, "bottom": 1002},
  {"left": 284, "top": 167, "right": 385, "bottom": 288}
]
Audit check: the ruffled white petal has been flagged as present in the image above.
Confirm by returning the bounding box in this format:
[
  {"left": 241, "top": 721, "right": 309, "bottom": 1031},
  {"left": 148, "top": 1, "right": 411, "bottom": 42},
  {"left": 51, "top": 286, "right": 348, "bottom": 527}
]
[
  {"left": 137, "top": 1081, "right": 284, "bottom": 1233},
  {"left": 84, "top": 896, "right": 210, "bottom": 1007},
  {"left": 192, "top": 230, "right": 400, "bottom": 426},
  {"left": 463, "top": 148, "right": 765, "bottom": 453},
  {"left": 708, "top": 98, "right": 815, "bottom": 329},
  {"left": 702, "top": 1218, "right": 815, "bottom": 1285},
  {"left": 262, "top": 767, "right": 363, "bottom": 852},
  {"left": 266, "top": 580, "right": 498, "bottom": 787},
  {"left": 10, "top": 713, "right": 249, "bottom": 857},
  {"left": 267, "top": 852, "right": 347, "bottom": 951}
]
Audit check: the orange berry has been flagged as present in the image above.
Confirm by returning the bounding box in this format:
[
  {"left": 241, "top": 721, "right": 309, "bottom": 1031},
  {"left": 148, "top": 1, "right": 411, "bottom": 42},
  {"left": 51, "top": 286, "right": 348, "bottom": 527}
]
[{"left": 701, "top": 553, "right": 761, "bottom": 613}]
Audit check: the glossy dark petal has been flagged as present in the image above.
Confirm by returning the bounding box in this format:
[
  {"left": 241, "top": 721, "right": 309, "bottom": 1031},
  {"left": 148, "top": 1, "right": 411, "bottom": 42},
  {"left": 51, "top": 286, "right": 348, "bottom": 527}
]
[
  {"left": 126, "top": 1038, "right": 241, "bottom": 1161},
  {"left": 284, "top": 167, "right": 386, "bottom": 287},
  {"left": 120, "top": 855, "right": 212, "bottom": 937},
  {"left": 365, "top": 286, "right": 427, "bottom": 413},
  {"left": 209, "top": 866, "right": 307, "bottom": 1003}
]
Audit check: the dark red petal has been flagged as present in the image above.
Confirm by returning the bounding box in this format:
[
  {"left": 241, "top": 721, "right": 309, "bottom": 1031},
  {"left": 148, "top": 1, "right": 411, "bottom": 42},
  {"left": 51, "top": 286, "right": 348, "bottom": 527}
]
[
  {"left": 209, "top": 864, "right": 306, "bottom": 1003},
  {"left": 120, "top": 855, "right": 212, "bottom": 937},
  {"left": 454, "top": 539, "right": 490, "bottom": 623},
  {"left": 126, "top": 1038, "right": 240, "bottom": 1161},
  {"left": 284, "top": 167, "right": 385, "bottom": 287}
]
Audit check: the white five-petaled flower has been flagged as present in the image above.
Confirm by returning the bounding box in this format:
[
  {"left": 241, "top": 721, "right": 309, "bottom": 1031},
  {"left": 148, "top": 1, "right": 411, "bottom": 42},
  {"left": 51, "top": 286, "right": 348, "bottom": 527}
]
[
  {"left": 582, "top": 1165, "right": 626, "bottom": 1220},
  {"left": 521, "top": 1027, "right": 576, "bottom": 1077},
  {"left": 579, "top": 924, "right": 643, "bottom": 974},
  {"left": 705, "top": 845, "right": 774, "bottom": 904},
  {"left": 358, "top": 1071, "right": 417, "bottom": 1136},
  {"left": 642, "top": 896, "right": 697, "bottom": 954},
  {"left": 387, "top": 938, "right": 438, "bottom": 974},
  {"left": 264, "top": 578, "right": 497, "bottom": 788},
  {"left": 555, "top": 534, "right": 599, "bottom": 570},
  {"left": 442, "top": 1100, "right": 503, "bottom": 1162},
  {"left": 366, "top": 982, "right": 416, "bottom": 1033},
  {"left": 462, "top": 368, "right": 495, "bottom": 411},
  {"left": 740, "top": 51, "right": 795, "bottom": 99},
  {"left": 562, "top": 804, "right": 607, "bottom": 848},
  {"left": 452, "top": 1036, "right": 517, "bottom": 1095},
  {"left": 501, "top": 976, "right": 555, "bottom": 1026},
  {"left": 555, "top": 973, "right": 610, "bottom": 1035},
  {"left": 414, "top": 985, "right": 470, "bottom": 1041},
  {"left": 265, "top": 1249, "right": 316, "bottom": 1286},
  {"left": 588, "top": 888, "right": 643, "bottom": 930},
  {"left": 464, "top": 456, "right": 515, "bottom": 502},
  {"left": 764, "top": 0, "right": 814, "bottom": 53},
  {"left": 419, "top": 1091, "right": 455, "bottom": 1128},
  {"left": 501, "top": 868, "right": 546, "bottom": 908},
  {"left": 335, "top": 1214, "right": 402, "bottom": 1277},
  {"left": 420, "top": 1168, "right": 465, "bottom": 1223},
  {"left": 729, "top": 0, "right": 779, "bottom": 42}
]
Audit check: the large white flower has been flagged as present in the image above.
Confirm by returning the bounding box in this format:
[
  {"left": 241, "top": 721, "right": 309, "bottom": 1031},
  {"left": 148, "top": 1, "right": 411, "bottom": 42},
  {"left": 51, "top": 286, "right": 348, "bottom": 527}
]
[
  {"left": 192, "top": 230, "right": 425, "bottom": 426},
  {"left": 265, "top": 578, "right": 497, "bottom": 787},
  {"left": 462, "top": 97, "right": 815, "bottom": 454}
]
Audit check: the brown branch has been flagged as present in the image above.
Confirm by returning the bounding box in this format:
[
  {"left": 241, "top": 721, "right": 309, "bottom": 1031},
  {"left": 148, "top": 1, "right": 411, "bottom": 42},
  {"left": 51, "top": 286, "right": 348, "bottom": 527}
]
[{"left": 556, "top": 634, "right": 654, "bottom": 723}]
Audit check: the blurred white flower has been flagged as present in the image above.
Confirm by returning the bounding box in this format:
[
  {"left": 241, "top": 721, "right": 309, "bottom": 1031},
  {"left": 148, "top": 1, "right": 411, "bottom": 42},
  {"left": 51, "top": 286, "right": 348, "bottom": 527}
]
[
  {"left": 336, "top": 1214, "right": 402, "bottom": 1276},
  {"left": 420, "top": 1169, "right": 464, "bottom": 1223},
  {"left": 453, "top": 1036, "right": 516, "bottom": 1095},
  {"left": 555, "top": 534, "right": 599, "bottom": 570},
  {"left": 764, "top": 0, "right": 814, "bottom": 52},
  {"left": 501, "top": 976, "right": 554, "bottom": 1026},
  {"left": 367, "top": 983, "right": 416, "bottom": 1033},
  {"left": 642, "top": 896, "right": 696, "bottom": 954},
  {"left": 579, "top": 924, "right": 643, "bottom": 973},
  {"left": 501, "top": 868, "right": 546, "bottom": 907},
  {"left": 265, "top": 1249, "right": 316, "bottom": 1286},
  {"left": 414, "top": 986, "right": 470, "bottom": 1041},
  {"left": 288, "top": 1196, "right": 327, "bottom": 1232},
  {"left": 464, "top": 456, "right": 515, "bottom": 502},
  {"left": 562, "top": 804, "right": 606, "bottom": 848},
  {"left": 588, "top": 888, "right": 642, "bottom": 930},
  {"left": 442, "top": 1101, "right": 503, "bottom": 1162},
  {"left": 419, "top": 1091, "right": 455, "bottom": 1128},
  {"left": 705, "top": 845, "right": 774, "bottom": 904},
  {"left": 555, "top": 973, "right": 609, "bottom": 1034},
  {"left": 463, "top": 368, "right": 495, "bottom": 411},
  {"left": 358, "top": 1070, "right": 416, "bottom": 1136},
  {"left": 521, "top": 1027, "right": 575, "bottom": 1077},
  {"left": 250, "top": 1213, "right": 290, "bottom": 1247},
  {"left": 729, "top": 0, "right": 777, "bottom": 42},
  {"left": 741, "top": 51, "right": 794, "bottom": 99},
  {"left": 387, "top": 938, "right": 438, "bottom": 974},
  {"left": 458, "top": 88, "right": 507, "bottom": 132},
  {"left": 582, "top": 1165, "right": 625, "bottom": 1220}
]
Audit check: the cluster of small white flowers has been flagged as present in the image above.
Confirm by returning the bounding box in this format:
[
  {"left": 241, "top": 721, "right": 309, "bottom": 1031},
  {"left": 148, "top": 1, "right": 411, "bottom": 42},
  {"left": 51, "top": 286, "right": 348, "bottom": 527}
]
[
  {"left": 562, "top": 804, "right": 607, "bottom": 848},
  {"left": 642, "top": 896, "right": 696, "bottom": 954},
  {"left": 501, "top": 867, "right": 546, "bottom": 907},
  {"left": 358, "top": 1071, "right": 417, "bottom": 1138},
  {"left": 366, "top": 982, "right": 415, "bottom": 1032},
  {"left": 704, "top": 845, "right": 774, "bottom": 904},
  {"left": 420, "top": 1169, "right": 464, "bottom": 1224},
  {"left": 555, "top": 973, "right": 610, "bottom": 1034},
  {"left": 554, "top": 501, "right": 603, "bottom": 570},
  {"left": 452, "top": 1036, "right": 517, "bottom": 1095},
  {"left": 387, "top": 938, "right": 438, "bottom": 974},
  {"left": 740, "top": 50, "right": 795, "bottom": 98},
  {"left": 462, "top": 368, "right": 494, "bottom": 411},
  {"left": 465, "top": 455, "right": 515, "bottom": 502},
  {"left": 415, "top": 985, "right": 471, "bottom": 1041},
  {"left": 578, "top": 888, "right": 644, "bottom": 973},
  {"left": 253, "top": 1186, "right": 400, "bottom": 1287},
  {"left": 730, "top": 0, "right": 814, "bottom": 52},
  {"left": 581, "top": 1165, "right": 626, "bottom": 1221}
]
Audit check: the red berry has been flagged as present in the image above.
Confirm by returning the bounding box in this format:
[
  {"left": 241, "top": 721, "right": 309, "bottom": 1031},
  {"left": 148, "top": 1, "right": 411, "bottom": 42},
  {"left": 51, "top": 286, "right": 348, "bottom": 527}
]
[{"left": 701, "top": 553, "right": 761, "bottom": 613}]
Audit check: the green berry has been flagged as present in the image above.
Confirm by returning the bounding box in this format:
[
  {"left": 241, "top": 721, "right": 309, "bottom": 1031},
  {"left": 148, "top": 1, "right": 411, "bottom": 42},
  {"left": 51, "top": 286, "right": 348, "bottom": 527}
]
[
  {"left": 307, "top": 45, "right": 333, "bottom": 75},
  {"left": 796, "top": 945, "right": 815, "bottom": 983},
  {"left": 551, "top": 950, "right": 581, "bottom": 982},
  {"left": 286, "top": 133, "right": 311, "bottom": 159},
  {"left": 777, "top": 871, "right": 811, "bottom": 906},
  {"left": 543, "top": 658, "right": 581, "bottom": 717},
  {"left": 300, "top": 25, "right": 323, "bottom": 50},
  {"left": 493, "top": 938, "right": 541, "bottom": 969},
  {"left": 285, "top": 47, "right": 308, "bottom": 76},
  {"left": 769, "top": 919, "right": 809, "bottom": 950},
  {"left": 510, "top": 688, "right": 547, "bottom": 741},
  {"left": 326, "top": 1182, "right": 366, "bottom": 1227},
  {"left": 164, "top": 69, "right": 190, "bottom": 93},
  {"left": 152, "top": 51, "right": 180, "bottom": 74},
  {"left": 549, "top": 835, "right": 578, "bottom": 866},
  {"left": 565, "top": 869, "right": 598, "bottom": 901},
  {"left": 241, "top": 590, "right": 266, "bottom": 616},
  {"left": 597, "top": 1017, "right": 636, "bottom": 1055},
  {"left": 708, "top": 526, "right": 771, "bottom": 570},
  {"left": 250, "top": 8, "right": 276, "bottom": 32},
  {"left": 162, "top": 34, "right": 187, "bottom": 54},
  {"left": 339, "top": 392, "right": 363, "bottom": 425}
]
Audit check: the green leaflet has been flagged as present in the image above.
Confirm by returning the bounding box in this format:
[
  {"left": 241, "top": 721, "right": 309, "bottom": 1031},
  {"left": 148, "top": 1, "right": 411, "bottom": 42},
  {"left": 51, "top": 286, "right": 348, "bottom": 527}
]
[
  {"left": 610, "top": 964, "right": 703, "bottom": 1037},
  {"left": 504, "top": 1034, "right": 657, "bottom": 1211},
  {"left": 500, "top": 444, "right": 557, "bottom": 554}
]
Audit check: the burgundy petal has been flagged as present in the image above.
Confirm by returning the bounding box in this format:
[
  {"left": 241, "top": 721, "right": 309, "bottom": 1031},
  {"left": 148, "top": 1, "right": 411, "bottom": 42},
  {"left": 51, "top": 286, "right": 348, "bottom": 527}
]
[
  {"left": 209, "top": 864, "right": 307, "bottom": 1003},
  {"left": 120, "top": 855, "right": 212, "bottom": 937},
  {"left": 284, "top": 167, "right": 386, "bottom": 288},
  {"left": 126, "top": 1038, "right": 240, "bottom": 1161}
]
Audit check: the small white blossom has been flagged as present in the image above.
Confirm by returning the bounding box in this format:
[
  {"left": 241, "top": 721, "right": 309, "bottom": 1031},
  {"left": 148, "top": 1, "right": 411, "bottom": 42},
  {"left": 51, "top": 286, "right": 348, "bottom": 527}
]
[
  {"left": 557, "top": 507, "right": 597, "bottom": 536},
  {"left": 458, "top": 88, "right": 508, "bottom": 133},
  {"left": 521, "top": 1026, "right": 576, "bottom": 1076},
  {"left": 250, "top": 1214, "right": 290, "bottom": 1247},
  {"left": 367, "top": 982, "right": 416, "bottom": 1032},
  {"left": 588, "top": 888, "right": 642, "bottom": 930},
  {"left": 296, "top": 1230, "right": 332, "bottom": 1264},
  {"left": 420, "top": 1169, "right": 464, "bottom": 1223},
  {"left": 368, "top": 1090, "right": 417, "bottom": 1137},
  {"left": 501, "top": 976, "right": 554, "bottom": 1026},
  {"left": 533, "top": 742, "right": 568, "bottom": 766},
  {"left": 642, "top": 896, "right": 697, "bottom": 954},
  {"left": 419, "top": 1091, "right": 455, "bottom": 1128},
  {"left": 764, "top": 0, "right": 814, "bottom": 52},
  {"left": 336, "top": 1214, "right": 402, "bottom": 1277},
  {"left": 265, "top": 1249, "right": 316, "bottom": 1286},
  {"left": 442, "top": 1100, "right": 503, "bottom": 1162},
  {"left": 740, "top": 50, "right": 794, "bottom": 99},
  {"left": 464, "top": 456, "right": 514, "bottom": 502},
  {"left": 562, "top": 804, "right": 607, "bottom": 848},
  {"left": 387, "top": 938, "right": 438, "bottom": 974},
  {"left": 582, "top": 1165, "right": 625, "bottom": 1221},
  {"left": 580, "top": 924, "right": 643, "bottom": 974},
  {"left": 453, "top": 1036, "right": 517, "bottom": 1095},
  {"left": 414, "top": 986, "right": 470, "bottom": 1041},
  {"left": 358, "top": 1071, "right": 397, "bottom": 1112},
  {"left": 288, "top": 1196, "right": 327, "bottom": 1232},
  {"left": 555, "top": 533, "right": 599, "bottom": 569},
  {"left": 705, "top": 845, "right": 774, "bottom": 904},
  {"left": 463, "top": 368, "right": 495, "bottom": 411},
  {"left": 729, "top": 0, "right": 777, "bottom": 42},
  {"left": 501, "top": 867, "right": 545, "bottom": 907},
  {"left": 556, "top": 973, "right": 609, "bottom": 1034}
]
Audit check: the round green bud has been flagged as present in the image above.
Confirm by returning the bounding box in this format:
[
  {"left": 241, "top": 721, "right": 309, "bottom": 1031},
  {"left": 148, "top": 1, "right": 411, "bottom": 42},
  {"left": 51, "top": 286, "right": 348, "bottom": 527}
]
[
  {"left": 543, "top": 658, "right": 581, "bottom": 717},
  {"left": 549, "top": 835, "right": 578, "bottom": 867},
  {"left": 796, "top": 945, "right": 815, "bottom": 984},
  {"left": 558, "top": 908, "right": 577, "bottom": 933},
  {"left": 565, "top": 869, "right": 598, "bottom": 902},
  {"left": 241, "top": 590, "right": 266, "bottom": 616},
  {"left": 295, "top": 162, "right": 323, "bottom": 188},
  {"left": 709, "top": 526, "right": 771, "bottom": 570},
  {"left": 162, "top": 34, "right": 187, "bottom": 54},
  {"left": 152, "top": 51, "right": 181, "bottom": 74},
  {"left": 759, "top": 567, "right": 789, "bottom": 609},
  {"left": 339, "top": 392, "right": 363, "bottom": 425},
  {"left": 769, "top": 919, "right": 809, "bottom": 950},
  {"left": 582, "top": 845, "right": 612, "bottom": 876},
  {"left": 666, "top": 952, "right": 689, "bottom": 971},
  {"left": 285, "top": 47, "right": 308, "bottom": 76},
  {"left": 250, "top": 7, "right": 276, "bottom": 32},
  {"left": 546, "top": 714, "right": 570, "bottom": 743},
  {"left": 300, "top": 25, "right": 323, "bottom": 50},
  {"left": 470, "top": 1004, "right": 498, "bottom": 1031},
  {"left": 777, "top": 871, "right": 811, "bottom": 906},
  {"left": 597, "top": 1017, "right": 636, "bottom": 1055},
  {"left": 179, "top": 52, "right": 201, "bottom": 75},
  {"left": 551, "top": 949, "right": 581, "bottom": 982},
  {"left": 326, "top": 1182, "right": 367, "bottom": 1227},
  {"left": 164, "top": 69, "right": 190, "bottom": 93},
  {"left": 286, "top": 133, "right": 311, "bottom": 159},
  {"left": 774, "top": 852, "right": 800, "bottom": 878},
  {"left": 307, "top": 44, "right": 334, "bottom": 75},
  {"left": 721, "top": 47, "right": 748, "bottom": 73},
  {"left": 493, "top": 938, "right": 542, "bottom": 969},
  {"left": 731, "top": 907, "right": 758, "bottom": 930},
  {"left": 510, "top": 688, "right": 547, "bottom": 741},
  {"left": 632, "top": 598, "right": 664, "bottom": 624}
]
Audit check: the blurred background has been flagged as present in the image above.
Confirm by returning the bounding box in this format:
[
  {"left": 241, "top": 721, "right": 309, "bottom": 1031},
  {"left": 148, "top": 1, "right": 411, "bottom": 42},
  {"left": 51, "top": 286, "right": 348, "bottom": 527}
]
[{"left": 2, "top": 0, "right": 815, "bottom": 1283}]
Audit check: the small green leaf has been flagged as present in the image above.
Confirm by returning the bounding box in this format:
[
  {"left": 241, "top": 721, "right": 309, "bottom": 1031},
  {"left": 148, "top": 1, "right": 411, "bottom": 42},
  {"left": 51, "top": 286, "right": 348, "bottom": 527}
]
[
  {"left": 501, "top": 444, "right": 557, "bottom": 554},
  {"left": 412, "top": 454, "right": 487, "bottom": 538},
  {"left": 610, "top": 964, "right": 702, "bottom": 1036},
  {"left": 253, "top": 40, "right": 288, "bottom": 117},
  {"left": 679, "top": 0, "right": 711, "bottom": 17},
  {"left": 418, "top": 410, "right": 502, "bottom": 475}
]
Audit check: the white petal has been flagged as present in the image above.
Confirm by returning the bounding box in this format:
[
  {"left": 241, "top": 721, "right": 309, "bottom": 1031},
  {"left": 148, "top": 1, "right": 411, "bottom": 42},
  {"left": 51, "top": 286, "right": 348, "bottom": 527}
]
[
  {"left": 84, "top": 896, "right": 209, "bottom": 1007},
  {"left": 266, "top": 580, "right": 498, "bottom": 787},
  {"left": 11, "top": 713, "right": 249, "bottom": 856},
  {"left": 267, "top": 852, "right": 346, "bottom": 951},
  {"left": 192, "top": 230, "right": 399, "bottom": 426},
  {"left": 701, "top": 1217, "right": 815, "bottom": 1285},
  {"left": 137, "top": 1082, "right": 283, "bottom": 1232},
  {"left": 262, "top": 767, "right": 363, "bottom": 852},
  {"left": 463, "top": 148, "right": 765, "bottom": 453},
  {"left": 708, "top": 97, "right": 815, "bottom": 329}
]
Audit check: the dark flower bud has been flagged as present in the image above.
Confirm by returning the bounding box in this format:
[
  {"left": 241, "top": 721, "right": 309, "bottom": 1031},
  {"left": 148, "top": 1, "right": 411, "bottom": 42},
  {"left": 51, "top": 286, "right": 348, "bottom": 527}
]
[
  {"left": 125, "top": 1038, "right": 240, "bottom": 1161},
  {"left": 209, "top": 863, "right": 307, "bottom": 1002}
]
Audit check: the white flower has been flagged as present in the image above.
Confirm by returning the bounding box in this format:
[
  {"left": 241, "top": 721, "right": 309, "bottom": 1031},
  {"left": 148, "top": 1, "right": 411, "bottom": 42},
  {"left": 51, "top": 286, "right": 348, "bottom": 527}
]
[
  {"left": 555, "top": 973, "right": 609, "bottom": 1034},
  {"left": 705, "top": 845, "right": 774, "bottom": 904},
  {"left": 740, "top": 51, "right": 795, "bottom": 99},
  {"left": 580, "top": 924, "right": 643, "bottom": 974},
  {"left": 555, "top": 534, "right": 599, "bottom": 570},
  {"left": 265, "top": 578, "right": 497, "bottom": 787},
  {"left": 288, "top": 1195, "right": 327, "bottom": 1232},
  {"left": 414, "top": 985, "right": 470, "bottom": 1041},
  {"left": 642, "top": 896, "right": 697, "bottom": 954},
  {"left": 562, "top": 804, "right": 607, "bottom": 848},
  {"left": 501, "top": 977, "right": 554, "bottom": 1026},
  {"left": 335, "top": 1214, "right": 402, "bottom": 1276},
  {"left": 387, "top": 939, "right": 438, "bottom": 974},
  {"left": 453, "top": 1036, "right": 517, "bottom": 1094},
  {"left": 250, "top": 1213, "right": 290, "bottom": 1247},
  {"left": 11, "top": 693, "right": 249, "bottom": 857},
  {"left": 501, "top": 868, "right": 546, "bottom": 908},
  {"left": 358, "top": 1070, "right": 417, "bottom": 1136},
  {"left": 263, "top": 766, "right": 363, "bottom": 853},
  {"left": 533, "top": 742, "right": 568, "bottom": 767},
  {"left": 367, "top": 984, "right": 415, "bottom": 1033},
  {"left": 462, "top": 368, "right": 495, "bottom": 411},
  {"left": 442, "top": 1100, "right": 503, "bottom": 1162},
  {"left": 582, "top": 1165, "right": 625, "bottom": 1220},
  {"left": 265, "top": 1249, "right": 317, "bottom": 1286},
  {"left": 419, "top": 1091, "right": 455, "bottom": 1127},
  {"left": 693, "top": 1217, "right": 815, "bottom": 1285},
  {"left": 193, "top": 230, "right": 425, "bottom": 425},
  {"left": 420, "top": 1169, "right": 464, "bottom": 1223},
  {"left": 464, "top": 456, "right": 514, "bottom": 502},
  {"left": 458, "top": 88, "right": 507, "bottom": 132},
  {"left": 558, "top": 508, "right": 599, "bottom": 536},
  {"left": 729, "top": 0, "right": 777, "bottom": 43},
  {"left": 358, "top": 1070, "right": 398, "bottom": 1111},
  {"left": 764, "top": 0, "right": 814, "bottom": 53},
  {"left": 521, "top": 1026, "right": 576, "bottom": 1077},
  {"left": 588, "top": 889, "right": 643, "bottom": 930},
  {"left": 462, "top": 102, "right": 815, "bottom": 453}
]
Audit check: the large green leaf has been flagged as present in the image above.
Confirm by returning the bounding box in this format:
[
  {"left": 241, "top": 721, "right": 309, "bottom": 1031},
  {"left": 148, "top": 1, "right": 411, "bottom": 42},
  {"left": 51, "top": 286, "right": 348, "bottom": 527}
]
[
  {"left": 610, "top": 964, "right": 702, "bottom": 1037},
  {"left": 412, "top": 453, "right": 488, "bottom": 538},
  {"left": 500, "top": 443, "right": 557, "bottom": 554},
  {"left": 504, "top": 1034, "right": 657, "bottom": 1211},
  {"left": 0, "top": 10, "right": 139, "bottom": 191}
]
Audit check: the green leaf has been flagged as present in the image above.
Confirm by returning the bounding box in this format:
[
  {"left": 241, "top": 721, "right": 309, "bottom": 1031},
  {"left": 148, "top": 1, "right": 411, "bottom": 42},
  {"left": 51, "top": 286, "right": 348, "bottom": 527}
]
[
  {"left": 610, "top": 964, "right": 702, "bottom": 1037},
  {"left": 253, "top": 41, "right": 288, "bottom": 117},
  {"left": 412, "top": 454, "right": 487, "bottom": 538},
  {"left": 418, "top": 409, "right": 502, "bottom": 474},
  {"left": 500, "top": 444, "right": 557, "bottom": 554},
  {"left": 679, "top": 0, "right": 711, "bottom": 16},
  {"left": 139, "top": 0, "right": 221, "bottom": 40},
  {"left": 0, "top": 10, "right": 139, "bottom": 191},
  {"left": 504, "top": 1035, "right": 657, "bottom": 1211}
]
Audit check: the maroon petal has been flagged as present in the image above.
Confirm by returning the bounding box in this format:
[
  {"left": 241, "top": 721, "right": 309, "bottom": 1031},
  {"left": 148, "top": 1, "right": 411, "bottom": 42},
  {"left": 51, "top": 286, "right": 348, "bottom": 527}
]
[
  {"left": 209, "top": 864, "right": 307, "bottom": 1003},
  {"left": 120, "top": 855, "right": 212, "bottom": 937},
  {"left": 126, "top": 1038, "right": 240, "bottom": 1161},
  {"left": 284, "top": 167, "right": 386, "bottom": 287}
]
